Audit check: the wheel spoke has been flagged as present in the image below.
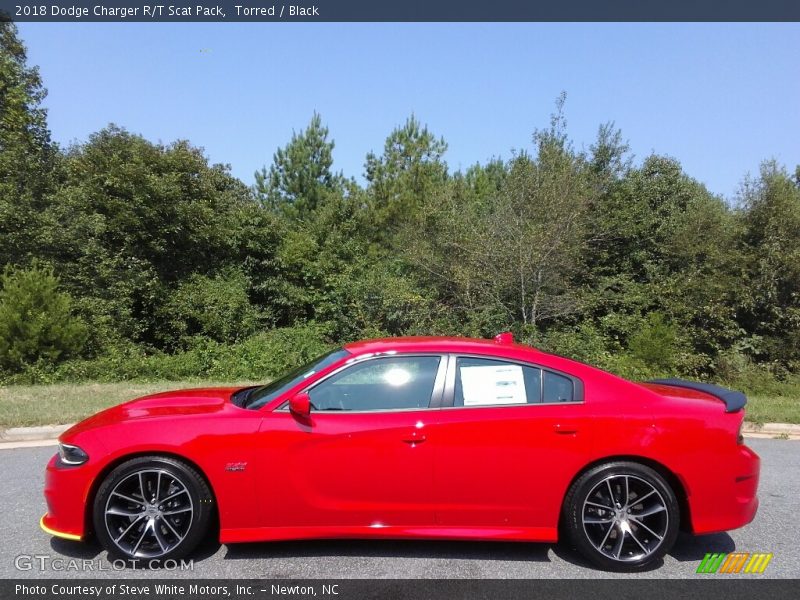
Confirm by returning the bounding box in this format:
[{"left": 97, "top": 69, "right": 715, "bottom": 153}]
[
  {"left": 111, "top": 491, "right": 144, "bottom": 506},
  {"left": 155, "top": 471, "right": 162, "bottom": 503},
  {"left": 629, "top": 516, "right": 664, "bottom": 541},
  {"left": 599, "top": 522, "right": 615, "bottom": 548},
  {"left": 628, "top": 526, "right": 650, "bottom": 554},
  {"left": 106, "top": 507, "right": 141, "bottom": 517},
  {"left": 586, "top": 500, "right": 614, "bottom": 510},
  {"left": 623, "top": 476, "right": 630, "bottom": 506},
  {"left": 629, "top": 489, "right": 656, "bottom": 507},
  {"left": 606, "top": 479, "right": 616, "bottom": 506},
  {"left": 612, "top": 527, "right": 626, "bottom": 559},
  {"left": 152, "top": 521, "right": 168, "bottom": 552},
  {"left": 632, "top": 504, "right": 666, "bottom": 518},
  {"left": 161, "top": 515, "right": 183, "bottom": 541},
  {"left": 584, "top": 516, "right": 615, "bottom": 524},
  {"left": 159, "top": 488, "right": 188, "bottom": 504},
  {"left": 162, "top": 507, "right": 192, "bottom": 516},
  {"left": 114, "top": 515, "right": 144, "bottom": 543},
  {"left": 130, "top": 521, "right": 150, "bottom": 555}
]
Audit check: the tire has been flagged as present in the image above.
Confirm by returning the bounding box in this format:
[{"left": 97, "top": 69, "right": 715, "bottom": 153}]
[
  {"left": 562, "top": 461, "right": 680, "bottom": 571},
  {"left": 92, "top": 456, "right": 214, "bottom": 563}
]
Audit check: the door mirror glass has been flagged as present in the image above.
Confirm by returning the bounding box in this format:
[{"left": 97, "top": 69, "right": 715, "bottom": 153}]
[{"left": 289, "top": 391, "right": 311, "bottom": 417}]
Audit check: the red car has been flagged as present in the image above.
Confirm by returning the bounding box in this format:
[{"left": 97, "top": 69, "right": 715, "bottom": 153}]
[{"left": 41, "top": 334, "right": 760, "bottom": 571}]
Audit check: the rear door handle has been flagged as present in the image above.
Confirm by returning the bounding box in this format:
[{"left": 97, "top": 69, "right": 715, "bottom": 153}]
[
  {"left": 402, "top": 432, "right": 427, "bottom": 445},
  {"left": 554, "top": 423, "right": 578, "bottom": 435}
]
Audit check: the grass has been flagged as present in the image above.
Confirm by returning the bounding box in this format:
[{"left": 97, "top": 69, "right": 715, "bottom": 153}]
[
  {"left": 0, "top": 380, "right": 260, "bottom": 429},
  {"left": 1, "top": 380, "right": 798, "bottom": 429},
  {"left": 741, "top": 394, "right": 800, "bottom": 426}
]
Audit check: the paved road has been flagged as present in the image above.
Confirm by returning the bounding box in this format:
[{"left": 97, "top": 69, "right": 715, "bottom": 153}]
[{"left": 1, "top": 439, "right": 797, "bottom": 579}]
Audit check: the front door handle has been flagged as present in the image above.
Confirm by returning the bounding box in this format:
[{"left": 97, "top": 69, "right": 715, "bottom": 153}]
[
  {"left": 402, "top": 432, "right": 427, "bottom": 445},
  {"left": 554, "top": 423, "right": 578, "bottom": 435}
]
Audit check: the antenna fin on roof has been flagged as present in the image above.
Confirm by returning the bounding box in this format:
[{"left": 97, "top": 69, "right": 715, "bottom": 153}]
[{"left": 494, "top": 332, "right": 514, "bottom": 344}]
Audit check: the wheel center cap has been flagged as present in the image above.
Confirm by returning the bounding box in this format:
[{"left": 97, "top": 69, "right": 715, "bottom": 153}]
[{"left": 145, "top": 505, "right": 160, "bottom": 517}]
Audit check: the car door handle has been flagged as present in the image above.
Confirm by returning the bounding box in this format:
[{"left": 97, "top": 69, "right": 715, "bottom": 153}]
[
  {"left": 553, "top": 424, "right": 578, "bottom": 435},
  {"left": 402, "top": 433, "right": 427, "bottom": 444}
]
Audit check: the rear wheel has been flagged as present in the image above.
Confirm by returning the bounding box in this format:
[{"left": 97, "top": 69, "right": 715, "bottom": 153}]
[
  {"left": 93, "top": 456, "right": 213, "bottom": 562},
  {"left": 563, "top": 461, "right": 679, "bottom": 571}
]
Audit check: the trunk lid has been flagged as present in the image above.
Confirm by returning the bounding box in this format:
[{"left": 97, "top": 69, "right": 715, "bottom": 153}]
[{"left": 640, "top": 379, "right": 747, "bottom": 413}]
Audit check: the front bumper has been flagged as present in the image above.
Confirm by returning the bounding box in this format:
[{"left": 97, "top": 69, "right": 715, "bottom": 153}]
[
  {"left": 42, "top": 453, "right": 92, "bottom": 540},
  {"left": 40, "top": 514, "right": 81, "bottom": 541}
]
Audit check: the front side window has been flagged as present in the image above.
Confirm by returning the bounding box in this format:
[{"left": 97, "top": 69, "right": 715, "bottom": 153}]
[
  {"left": 454, "top": 357, "right": 575, "bottom": 406},
  {"left": 244, "top": 348, "right": 351, "bottom": 409},
  {"left": 309, "top": 355, "right": 441, "bottom": 412}
]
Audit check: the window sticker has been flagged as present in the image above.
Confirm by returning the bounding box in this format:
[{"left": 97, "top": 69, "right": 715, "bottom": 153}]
[{"left": 460, "top": 364, "right": 527, "bottom": 406}]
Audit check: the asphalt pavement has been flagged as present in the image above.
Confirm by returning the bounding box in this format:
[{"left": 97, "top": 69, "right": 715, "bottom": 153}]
[{"left": 1, "top": 439, "right": 797, "bottom": 579}]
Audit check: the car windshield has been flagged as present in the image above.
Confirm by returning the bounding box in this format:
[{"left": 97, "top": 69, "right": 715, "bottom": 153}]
[{"left": 243, "top": 348, "right": 351, "bottom": 410}]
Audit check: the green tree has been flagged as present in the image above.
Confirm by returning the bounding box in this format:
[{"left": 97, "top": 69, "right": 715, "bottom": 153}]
[
  {"left": 738, "top": 162, "right": 800, "bottom": 365},
  {"left": 365, "top": 115, "right": 448, "bottom": 234},
  {"left": 48, "top": 126, "right": 254, "bottom": 350},
  {"left": 254, "top": 113, "right": 340, "bottom": 217},
  {"left": 0, "top": 23, "right": 58, "bottom": 265},
  {"left": 0, "top": 262, "right": 87, "bottom": 373},
  {"left": 401, "top": 98, "right": 593, "bottom": 335}
]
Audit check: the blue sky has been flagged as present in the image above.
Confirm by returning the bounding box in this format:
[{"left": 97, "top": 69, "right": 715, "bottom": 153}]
[{"left": 17, "top": 23, "right": 800, "bottom": 200}]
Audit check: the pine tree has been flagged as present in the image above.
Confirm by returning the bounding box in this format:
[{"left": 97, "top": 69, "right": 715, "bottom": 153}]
[{"left": 254, "top": 112, "right": 339, "bottom": 217}]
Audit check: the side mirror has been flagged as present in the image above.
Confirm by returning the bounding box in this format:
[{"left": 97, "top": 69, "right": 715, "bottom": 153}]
[{"left": 289, "top": 392, "right": 311, "bottom": 418}]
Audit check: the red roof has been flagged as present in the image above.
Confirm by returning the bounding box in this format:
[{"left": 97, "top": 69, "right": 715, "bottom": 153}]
[{"left": 343, "top": 335, "right": 535, "bottom": 355}]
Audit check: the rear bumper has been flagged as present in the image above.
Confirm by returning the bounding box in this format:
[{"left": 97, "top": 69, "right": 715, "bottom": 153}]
[{"left": 689, "top": 444, "right": 760, "bottom": 534}]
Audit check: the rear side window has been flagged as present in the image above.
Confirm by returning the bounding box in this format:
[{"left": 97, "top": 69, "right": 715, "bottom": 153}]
[
  {"left": 454, "top": 357, "right": 576, "bottom": 407},
  {"left": 543, "top": 370, "right": 574, "bottom": 403}
]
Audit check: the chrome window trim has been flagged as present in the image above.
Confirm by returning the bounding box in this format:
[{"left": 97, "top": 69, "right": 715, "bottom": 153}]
[
  {"left": 275, "top": 352, "right": 447, "bottom": 413},
  {"left": 443, "top": 353, "right": 585, "bottom": 409}
]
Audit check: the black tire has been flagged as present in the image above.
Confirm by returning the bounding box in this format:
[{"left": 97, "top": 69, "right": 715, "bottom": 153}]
[
  {"left": 92, "top": 456, "right": 214, "bottom": 563},
  {"left": 562, "top": 461, "right": 680, "bottom": 571}
]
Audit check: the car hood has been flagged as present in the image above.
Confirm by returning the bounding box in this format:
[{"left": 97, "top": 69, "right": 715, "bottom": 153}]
[{"left": 62, "top": 387, "right": 240, "bottom": 437}]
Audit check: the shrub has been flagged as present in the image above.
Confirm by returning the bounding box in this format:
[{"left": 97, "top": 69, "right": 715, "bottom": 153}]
[
  {"left": 1, "top": 323, "right": 334, "bottom": 385},
  {"left": 627, "top": 312, "right": 679, "bottom": 373},
  {"left": 158, "top": 269, "right": 265, "bottom": 349},
  {"left": 0, "top": 262, "right": 87, "bottom": 373}
]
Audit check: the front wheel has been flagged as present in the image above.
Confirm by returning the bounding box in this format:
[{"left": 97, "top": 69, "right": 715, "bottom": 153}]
[
  {"left": 562, "top": 461, "right": 680, "bottom": 571},
  {"left": 93, "top": 456, "right": 214, "bottom": 562}
]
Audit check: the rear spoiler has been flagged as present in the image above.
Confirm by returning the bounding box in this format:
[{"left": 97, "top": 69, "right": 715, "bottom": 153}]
[{"left": 648, "top": 378, "right": 747, "bottom": 413}]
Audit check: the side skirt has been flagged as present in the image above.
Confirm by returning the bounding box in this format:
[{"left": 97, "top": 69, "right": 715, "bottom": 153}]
[{"left": 219, "top": 525, "right": 559, "bottom": 545}]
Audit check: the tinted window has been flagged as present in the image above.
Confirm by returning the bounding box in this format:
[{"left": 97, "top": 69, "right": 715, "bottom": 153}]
[
  {"left": 309, "top": 356, "right": 441, "bottom": 412},
  {"left": 543, "top": 370, "right": 574, "bottom": 403},
  {"left": 454, "top": 357, "right": 542, "bottom": 406},
  {"left": 244, "top": 349, "right": 350, "bottom": 409}
]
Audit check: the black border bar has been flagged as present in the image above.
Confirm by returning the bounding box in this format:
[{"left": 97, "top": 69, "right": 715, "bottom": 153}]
[
  {"left": 2, "top": 1, "right": 800, "bottom": 22},
  {"left": 4, "top": 579, "right": 800, "bottom": 600}
]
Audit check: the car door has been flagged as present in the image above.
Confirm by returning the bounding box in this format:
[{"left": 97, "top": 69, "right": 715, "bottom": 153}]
[
  {"left": 433, "top": 355, "right": 590, "bottom": 536},
  {"left": 257, "top": 354, "right": 445, "bottom": 530}
]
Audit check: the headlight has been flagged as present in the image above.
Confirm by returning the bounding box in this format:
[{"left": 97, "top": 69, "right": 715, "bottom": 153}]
[{"left": 58, "top": 443, "right": 89, "bottom": 466}]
